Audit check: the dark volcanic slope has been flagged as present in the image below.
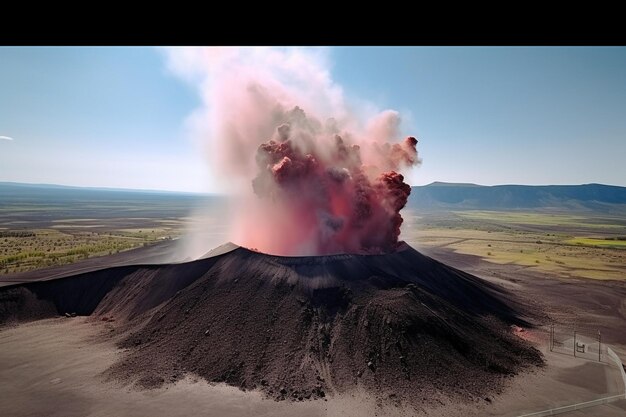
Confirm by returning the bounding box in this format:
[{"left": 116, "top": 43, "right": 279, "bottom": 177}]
[{"left": 0, "top": 242, "right": 542, "bottom": 406}]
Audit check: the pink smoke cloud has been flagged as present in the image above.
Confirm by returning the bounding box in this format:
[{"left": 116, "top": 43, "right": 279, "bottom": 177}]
[{"left": 165, "top": 47, "right": 421, "bottom": 255}]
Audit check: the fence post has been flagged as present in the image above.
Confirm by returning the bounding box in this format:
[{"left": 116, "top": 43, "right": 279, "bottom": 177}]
[
  {"left": 574, "top": 331, "right": 577, "bottom": 358},
  {"left": 598, "top": 331, "right": 601, "bottom": 362},
  {"left": 550, "top": 324, "right": 553, "bottom": 352}
]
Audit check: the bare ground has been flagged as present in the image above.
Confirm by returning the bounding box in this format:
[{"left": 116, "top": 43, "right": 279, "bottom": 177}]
[
  {"left": 0, "top": 243, "right": 543, "bottom": 408},
  {"left": 1, "top": 244, "right": 625, "bottom": 416},
  {"left": 419, "top": 245, "right": 626, "bottom": 347},
  {"left": 1, "top": 318, "right": 624, "bottom": 417}
]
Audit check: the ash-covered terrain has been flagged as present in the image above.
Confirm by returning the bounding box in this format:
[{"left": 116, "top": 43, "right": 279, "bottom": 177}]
[{"left": 0, "top": 241, "right": 542, "bottom": 407}]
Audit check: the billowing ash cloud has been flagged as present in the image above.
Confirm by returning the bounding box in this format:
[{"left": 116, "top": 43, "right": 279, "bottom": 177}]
[
  {"left": 251, "top": 107, "right": 419, "bottom": 254},
  {"left": 165, "top": 47, "right": 421, "bottom": 256}
]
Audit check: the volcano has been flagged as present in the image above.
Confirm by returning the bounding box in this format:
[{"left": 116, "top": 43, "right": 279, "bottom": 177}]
[{"left": 0, "top": 242, "right": 542, "bottom": 405}]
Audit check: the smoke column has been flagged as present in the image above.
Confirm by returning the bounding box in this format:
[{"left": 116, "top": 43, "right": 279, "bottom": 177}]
[{"left": 165, "top": 47, "right": 421, "bottom": 256}]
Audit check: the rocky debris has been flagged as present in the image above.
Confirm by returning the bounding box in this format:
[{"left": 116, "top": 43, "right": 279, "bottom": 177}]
[{"left": 0, "top": 243, "right": 542, "bottom": 408}]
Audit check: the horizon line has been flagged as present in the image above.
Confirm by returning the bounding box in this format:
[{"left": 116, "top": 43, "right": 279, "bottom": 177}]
[
  {"left": 0, "top": 181, "right": 209, "bottom": 195},
  {"left": 1, "top": 180, "right": 625, "bottom": 195}
]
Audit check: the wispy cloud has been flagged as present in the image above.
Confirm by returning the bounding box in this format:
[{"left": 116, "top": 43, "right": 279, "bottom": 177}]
[{"left": 0, "top": 136, "right": 14, "bottom": 141}]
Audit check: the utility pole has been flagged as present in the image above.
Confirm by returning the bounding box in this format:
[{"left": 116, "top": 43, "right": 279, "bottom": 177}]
[
  {"left": 574, "top": 331, "right": 577, "bottom": 358},
  {"left": 598, "top": 330, "right": 601, "bottom": 362}
]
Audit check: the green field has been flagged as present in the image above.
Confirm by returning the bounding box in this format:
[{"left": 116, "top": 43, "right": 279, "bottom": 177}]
[
  {"left": 2, "top": 182, "right": 625, "bottom": 281},
  {"left": 402, "top": 210, "right": 626, "bottom": 281},
  {"left": 0, "top": 184, "right": 231, "bottom": 275},
  {"left": 565, "top": 237, "right": 626, "bottom": 249},
  {"left": 0, "top": 226, "right": 181, "bottom": 274}
]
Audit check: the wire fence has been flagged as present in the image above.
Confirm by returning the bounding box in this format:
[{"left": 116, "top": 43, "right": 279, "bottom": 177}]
[
  {"left": 607, "top": 346, "right": 626, "bottom": 399},
  {"left": 517, "top": 326, "right": 626, "bottom": 416},
  {"left": 549, "top": 325, "right": 608, "bottom": 362},
  {"left": 517, "top": 393, "right": 626, "bottom": 417}
]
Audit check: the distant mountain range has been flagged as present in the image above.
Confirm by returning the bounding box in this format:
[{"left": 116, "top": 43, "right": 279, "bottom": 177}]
[
  {"left": 2, "top": 181, "right": 626, "bottom": 212},
  {"left": 408, "top": 182, "right": 626, "bottom": 211}
]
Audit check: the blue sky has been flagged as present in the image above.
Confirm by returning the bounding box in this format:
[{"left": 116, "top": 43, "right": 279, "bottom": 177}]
[{"left": 1, "top": 47, "right": 625, "bottom": 192}]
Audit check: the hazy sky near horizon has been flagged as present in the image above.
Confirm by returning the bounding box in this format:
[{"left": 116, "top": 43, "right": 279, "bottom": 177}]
[{"left": 1, "top": 46, "right": 625, "bottom": 192}]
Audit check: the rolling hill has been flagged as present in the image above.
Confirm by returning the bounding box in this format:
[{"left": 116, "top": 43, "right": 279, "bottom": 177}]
[{"left": 408, "top": 182, "right": 626, "bottom": 211}]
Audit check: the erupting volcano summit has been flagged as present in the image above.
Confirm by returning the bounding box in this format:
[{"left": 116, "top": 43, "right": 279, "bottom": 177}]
[{"left": 237, "top": 106, "right": 421, "bottom": 256}]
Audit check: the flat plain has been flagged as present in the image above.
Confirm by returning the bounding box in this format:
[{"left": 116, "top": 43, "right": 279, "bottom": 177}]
[
  {"left": 0, "top": 184, "right": 226, "bottom": 274},
  {"left": 402, "top": 209, "right": 626, "bottom": 281},
  {"left": 1, "top": 184, "right": 626, "bottom": 416}
]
